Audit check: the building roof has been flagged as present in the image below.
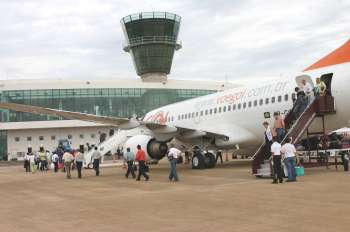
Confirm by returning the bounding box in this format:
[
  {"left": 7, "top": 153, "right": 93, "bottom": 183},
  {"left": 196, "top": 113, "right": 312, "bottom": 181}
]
[
  {"left": 304, "top": 39, "right": 350, "bottom": 71},
  {"left": 0, "top": 120, "right": 109, "bottom": 130},
  {"left": 0, "top": 78, "right": 237, "bottom": 91}
]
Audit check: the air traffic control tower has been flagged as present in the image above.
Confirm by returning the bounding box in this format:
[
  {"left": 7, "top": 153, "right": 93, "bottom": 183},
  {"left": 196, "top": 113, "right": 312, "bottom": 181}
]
[{"left": 121, "top": 12, "right": 182, "bottom": 82}]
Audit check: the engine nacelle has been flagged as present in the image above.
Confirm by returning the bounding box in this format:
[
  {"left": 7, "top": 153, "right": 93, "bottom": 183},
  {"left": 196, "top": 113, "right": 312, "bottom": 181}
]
[{"left": 124, "top": 135, "right": 168, "bottom": 160}]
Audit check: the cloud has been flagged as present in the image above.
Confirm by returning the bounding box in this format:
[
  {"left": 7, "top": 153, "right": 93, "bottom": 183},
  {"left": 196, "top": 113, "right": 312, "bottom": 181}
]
[{"left": 0, "top": 0, "right": 349, "bottom": 81}]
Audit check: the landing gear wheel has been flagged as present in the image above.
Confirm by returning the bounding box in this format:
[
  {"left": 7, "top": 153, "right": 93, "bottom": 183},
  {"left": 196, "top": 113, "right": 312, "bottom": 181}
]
[
  {"left": 192, "top": 153, "right": 205, "bottom": 169},
  {"left": 204, "top": 152, "right": 216, "bottom": 168}
]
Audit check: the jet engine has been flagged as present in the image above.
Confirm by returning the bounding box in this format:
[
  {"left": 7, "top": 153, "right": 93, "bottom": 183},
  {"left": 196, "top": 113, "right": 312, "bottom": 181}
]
[{"left": 124, "top": 135, "right": 168, "bottom": 160}]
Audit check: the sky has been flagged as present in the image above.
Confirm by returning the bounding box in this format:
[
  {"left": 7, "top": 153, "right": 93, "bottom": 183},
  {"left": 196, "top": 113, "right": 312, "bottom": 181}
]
[{"left": 0, "top": 0, "right": 349, "bottom": 83}]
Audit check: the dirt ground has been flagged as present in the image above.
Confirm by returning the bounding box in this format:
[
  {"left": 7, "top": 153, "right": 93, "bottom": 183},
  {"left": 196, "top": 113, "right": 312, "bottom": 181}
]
[{"left": 0, "top": 160, "right": 349, "bottom": 232}]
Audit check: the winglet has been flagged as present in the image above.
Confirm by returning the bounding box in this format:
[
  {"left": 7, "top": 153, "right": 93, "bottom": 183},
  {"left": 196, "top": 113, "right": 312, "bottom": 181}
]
[{"left": 304, "top": 39, "right": 350, "bottom": 71}]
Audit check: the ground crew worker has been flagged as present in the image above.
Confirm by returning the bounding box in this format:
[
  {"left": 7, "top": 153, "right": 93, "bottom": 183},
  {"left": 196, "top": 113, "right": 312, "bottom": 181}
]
[
  {"left": 167, "top": 146, "right": 181, "bottom": 182},
  {"left": 63, "top": 150, "right": 74, "bottom": 179},
  {"left": 216, "top": 150, "right": 223, "bottom": 164},
  {"left": 271, "top": 137, "right": 283, "bottom": 184},
  {"left": 124, "top": 147, "right": 136, "bottom": 179},
  {"left": 75, "top": 145, "right": 85, "bottom": 178},
  {"left": 340, "top": 151, "right": 349, "bottom": 172},
  {"left": 51, "top": 152, "right": 59, "bottom": 172},
  {"left": 91, "top": 147, "right": 101, "bottom": 176},
  {"left": 135, "top": 145, "right": 149, "bottom": 181},
  {"left": 37, "top": 145, "right": 47, "bottom": 171},
  {"left": 281, "top": 137, "right": 299, "bottom": 182}
]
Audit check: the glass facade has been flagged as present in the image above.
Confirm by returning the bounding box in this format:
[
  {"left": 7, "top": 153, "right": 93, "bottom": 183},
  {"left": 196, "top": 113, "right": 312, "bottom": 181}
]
[
  {"left": 0, "top": 88, "right": 215, "bottom": 122},
  {"left": 0, "top": 130, "right": 7, "bottom": 160}
]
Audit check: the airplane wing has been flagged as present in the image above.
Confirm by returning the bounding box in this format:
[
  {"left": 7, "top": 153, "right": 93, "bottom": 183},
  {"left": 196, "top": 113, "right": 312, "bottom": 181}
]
[
  {"left": 0, "top": 102, "right": 135, "bottom": 127},
  {"left": 0, "top": 102, "right": 227, "bottom": 138}
]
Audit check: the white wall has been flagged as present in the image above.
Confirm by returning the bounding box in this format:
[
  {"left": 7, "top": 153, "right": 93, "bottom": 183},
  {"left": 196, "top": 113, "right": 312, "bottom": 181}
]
[{"left": 7, "top": 126, "right": 111, "bottom": 160}]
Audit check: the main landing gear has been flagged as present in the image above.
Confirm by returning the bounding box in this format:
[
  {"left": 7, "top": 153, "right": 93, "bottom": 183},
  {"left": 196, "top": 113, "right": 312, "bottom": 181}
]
[{"left": 191, "top": 150, "right": 216, "bottom": 169}]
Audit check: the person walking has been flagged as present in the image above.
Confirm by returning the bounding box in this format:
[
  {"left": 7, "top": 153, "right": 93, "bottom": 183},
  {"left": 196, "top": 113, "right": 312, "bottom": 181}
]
[
  {"left": 75, "top": 145, "right": 85, "bottom": 178},
  {"left": 281, "top": 137, "right": 299, "bottom": 182},
  {"left": 37, "top": 145, "right": 47, "bottom": 171},
  {"left": 301, "top": 79, "right": 314, "bottom": 104},
  {"left": 24, "top": 146, "right": 34, "bottom": 173},
  {"left": 273, "top": 112, "right": 286, "bottom": 143},
  {"left": 91, "top": 147, "right": 101, "bottom": 176},
  {"left": 271, "top": 137, "right": 283, "bottom": 184},
  {"left": 124, "top": 147, "right": 136, "bottom": 179},
  {"left": 135, "top": 145, "right": 149, "bottom": 181},
  {"left": 167, "top": 146, "right": 181, "bottom": 182},
  {"left": 215, "top": 150, "right": 223, "bottom": 164},
  {"left": 51, "top": 152, "right": 59, "bottom": 173},
  {"left": 62, "top": 150, "right": 74, "bottom": 179}
]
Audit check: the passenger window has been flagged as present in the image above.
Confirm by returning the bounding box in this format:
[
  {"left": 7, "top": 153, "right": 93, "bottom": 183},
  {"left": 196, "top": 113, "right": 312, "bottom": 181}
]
[
  {"left": 181, "top": 115, "right": 184, "bottom": 120},
  {"left": 219, "top": 107, "right": 222, "bottom": 113},
  {"left": 214, "top": 108, "right": 217, "bottom": 114},
  {"left": 223, "top": 106, "right": 226, "bottom": 112},
  {"left": 248, "top": 101, "right": 252, "bottom": 108},
  {"left": 265, "top": 98, "right": 269, "bottom": 104},
  {"left": 238, "top": 103, "right": 241, "bottom": 109},
  {"left": 233, "top": 104, "right": 236, "bottom": 110},
  {"left": 228, "top": 105, "right": 231, "bottom": 111},
  {"left": 292, "top": 93, "right": 296, "bottom": 101},
  {"left": 205, "top": 110, "right": 208, "bottom": 115},
  {"left": 200, "top": 111, "right": 203, "bottom": 116},
  {"left": 254, "top": 100, "right": 257, "bottom": 106},
  {"left": 209, "top": 109, "right": 213, "bottom": 115},
  {"left": 272, "top": 97, "right": 275, "bottom": 103},
  {"left": 178, "top": 115, "right": 180, "bottom": 120},
  {"left": 284, "top": 94, "right": 288, "bottom": 101},
  {"left": 278, "top": 96, "right": 282, "bottom": 102},
  {"left": 259, "top": 99, "right": 263, "bottom": 105},
  {"left": 196, "top": 112, "right": 198, "bottom": 117},
  {"left": 243, "top": 102, "right": 246, "bottom": 109},
  {"left": 185, "top": 114, "right": 187, "bottom": 119},
  {"left": 192, "top": 112, "right": 195, "bottom": 118}
]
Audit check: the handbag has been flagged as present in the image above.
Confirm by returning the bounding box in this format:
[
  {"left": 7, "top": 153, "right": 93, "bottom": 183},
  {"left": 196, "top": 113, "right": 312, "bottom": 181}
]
[{"left": 295, "top": 166, "right": 304, "bottom": 176}]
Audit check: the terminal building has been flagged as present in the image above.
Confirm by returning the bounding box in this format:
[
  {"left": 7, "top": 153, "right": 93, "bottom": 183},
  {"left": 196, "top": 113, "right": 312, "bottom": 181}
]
[{"left": 0, "top": 12, "right": 236, "bottom": 160}]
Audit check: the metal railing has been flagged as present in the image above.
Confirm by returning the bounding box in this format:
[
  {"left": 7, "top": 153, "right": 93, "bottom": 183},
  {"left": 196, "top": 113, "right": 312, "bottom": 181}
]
[
  {"left": 123, "top": 36, "right": 182, "bottom": 51},
  {"left": 121, "top": 12, "right": 181, "bottom": 24}
]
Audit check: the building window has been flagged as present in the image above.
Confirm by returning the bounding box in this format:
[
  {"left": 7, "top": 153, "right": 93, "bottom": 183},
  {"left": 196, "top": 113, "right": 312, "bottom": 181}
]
[
  {"left": 68, "top": 134, "right": 73, "bottom": 139},
  {"left": 15, "top": 137, "right": 20, "bottom": 142},
  {"left": 27, "top": 137, "right": 32, "bottom": 141},
  {"left": 39, "top": 136, "right": 44, "bottom": 141},
  {"left": 51, "top": 136, "right": 56, "bottom": 140},
  {"left": 278, "top": 96, "right": 282, "bottom": 102},
  {"left": 272, "top": 97, "right": 276, "bottom": 103},
  {"left": 80, "top": 134, "right": 84, "bottom": 139},
  {"left": 91, "top": 134, "right": 95, "bottom": 138}
]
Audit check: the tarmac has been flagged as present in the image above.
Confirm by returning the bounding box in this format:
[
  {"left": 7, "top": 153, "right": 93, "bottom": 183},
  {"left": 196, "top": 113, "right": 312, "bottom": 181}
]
[{"left": 0, "top": 160, "right": 349, "bottom": 232}]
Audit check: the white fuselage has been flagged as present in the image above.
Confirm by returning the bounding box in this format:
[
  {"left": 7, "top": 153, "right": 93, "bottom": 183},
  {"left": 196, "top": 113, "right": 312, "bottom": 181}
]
[{"left": 143, "top": 63, "right": 350, "bottom": 151}]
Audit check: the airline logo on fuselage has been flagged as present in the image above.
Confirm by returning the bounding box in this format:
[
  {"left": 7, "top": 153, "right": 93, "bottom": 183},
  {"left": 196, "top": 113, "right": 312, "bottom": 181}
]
[{"left": 144, "top": 110, "right": 169, "bottom": 124}]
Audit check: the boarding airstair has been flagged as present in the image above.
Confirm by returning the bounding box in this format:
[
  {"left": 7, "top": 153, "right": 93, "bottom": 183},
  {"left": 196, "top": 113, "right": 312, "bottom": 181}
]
[
  {"left": 84, "top": 130, "right": 128, "bottom": 168},
  {"left": 252, "top": 95, "right": 335, "bottom": 177}
]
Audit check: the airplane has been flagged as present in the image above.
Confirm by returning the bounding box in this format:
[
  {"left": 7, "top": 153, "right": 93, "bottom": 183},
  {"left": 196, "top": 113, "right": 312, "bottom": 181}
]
[{"left": 1, "top": 38, "right": 349, "bottom": 169}]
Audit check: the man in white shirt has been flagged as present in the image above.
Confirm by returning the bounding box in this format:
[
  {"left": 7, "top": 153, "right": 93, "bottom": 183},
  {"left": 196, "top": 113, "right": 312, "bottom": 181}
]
[
  {"left": 167, "top": 146, "right": 181, "bottom": 182},
  {"left": 302, "top": 79, "right": 314, "bottom": 104},
  {"left": 91, "top": 147, "right": 102, "bottom": 176},
  {"left": 271, "top": 137, "right": 283, "bottom": 184},
  {"left": 281, "top": 137, "right": 299, "bottom": 182},
  {"left": 51, "top": 153, "right": 59, "bottom": 173}
]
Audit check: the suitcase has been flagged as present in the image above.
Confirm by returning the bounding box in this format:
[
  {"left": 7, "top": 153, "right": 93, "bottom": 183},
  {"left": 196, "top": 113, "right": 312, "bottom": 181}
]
[{"left": 295, "top": 166, "right": 304, "bottom": 176}]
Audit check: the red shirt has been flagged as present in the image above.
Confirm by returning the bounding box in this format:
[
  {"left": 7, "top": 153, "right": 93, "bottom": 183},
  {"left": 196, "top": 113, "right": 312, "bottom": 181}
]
[{"left": 135, "top": 149, "right": 146, "bottom": 161}]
